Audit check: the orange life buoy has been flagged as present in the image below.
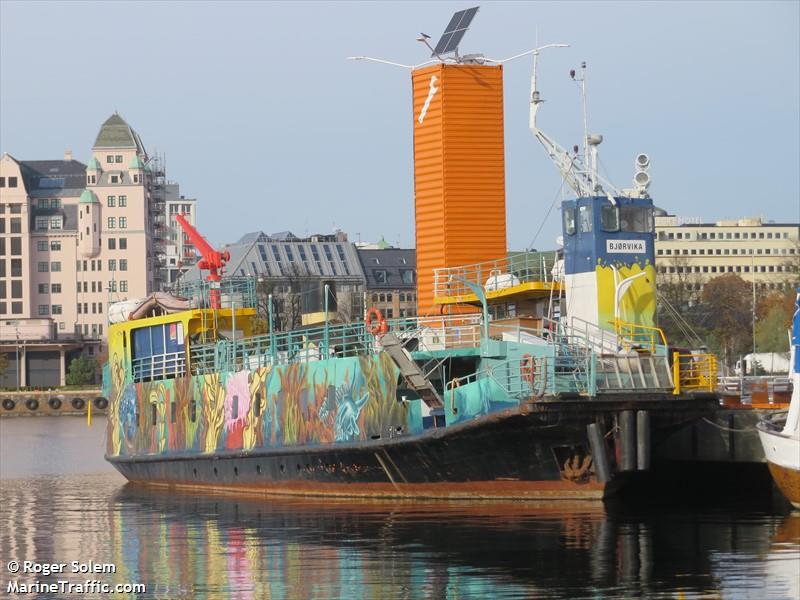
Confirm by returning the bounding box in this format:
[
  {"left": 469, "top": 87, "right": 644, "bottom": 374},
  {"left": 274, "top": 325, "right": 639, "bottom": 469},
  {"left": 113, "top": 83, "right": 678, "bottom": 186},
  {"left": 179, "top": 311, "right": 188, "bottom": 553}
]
[
  {"left": 521, "top": 354, "right": 535, "bottom": 385},
  {"left": 365, "top": 307, "right": 388, "bottom": 336}
]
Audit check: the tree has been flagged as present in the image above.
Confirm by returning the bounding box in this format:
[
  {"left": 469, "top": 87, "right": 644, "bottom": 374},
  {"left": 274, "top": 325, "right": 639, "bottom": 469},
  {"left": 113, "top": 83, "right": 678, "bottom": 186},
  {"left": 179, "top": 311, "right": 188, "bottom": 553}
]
[
  {"left": 755, "top": 291, "right": 794, "bottom": 352},
  {"left": 66, "top": 356, "right": 98, "bottom": 386},
  {"left": 656, "top": 255, "right": 706, "bottom": 347},
  {"left": 700, "top": 274, "right": 753, "bottom": 365}
]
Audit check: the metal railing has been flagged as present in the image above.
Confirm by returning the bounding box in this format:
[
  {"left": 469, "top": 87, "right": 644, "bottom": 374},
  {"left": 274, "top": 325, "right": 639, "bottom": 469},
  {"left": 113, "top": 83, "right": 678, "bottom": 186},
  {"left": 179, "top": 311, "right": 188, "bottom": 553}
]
[
  {"left": 132, "top": 351, "right": 187, "bottom": 383},
  {"left": 672, "top": 352, "right": 718, "bottom": 394},
  {"left": 174, "top": 276, "right": 257, "bottom": 311},
  {"left": 613, "top": 319, "right": 668, "bottom": 354},
  {"left": 433, "top": 252, "right": 557, "bottom": 299}
]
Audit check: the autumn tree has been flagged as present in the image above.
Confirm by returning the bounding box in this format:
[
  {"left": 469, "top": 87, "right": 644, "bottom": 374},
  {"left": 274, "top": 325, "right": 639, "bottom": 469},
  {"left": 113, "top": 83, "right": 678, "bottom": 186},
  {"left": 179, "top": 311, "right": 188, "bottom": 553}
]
[
  {"left": 699, "top": 274, "right": 753, "bottom": 364},
  {"left": 755, "top": 290, "right": 794, "bottom": 352}
]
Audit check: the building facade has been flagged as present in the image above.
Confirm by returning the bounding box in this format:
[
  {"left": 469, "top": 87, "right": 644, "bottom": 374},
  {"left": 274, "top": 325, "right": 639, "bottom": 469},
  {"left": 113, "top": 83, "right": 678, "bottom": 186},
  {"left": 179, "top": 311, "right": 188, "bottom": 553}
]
[
  {"left": 655, "top": 216, "right": 799, "bottom": 291},
  {"left": 165, "top": 186, "right": 197, "bottom": 283},
  {"left": 357, "top": 248, "right": 417, "bottom": 319},
  {"left": 0, "top": 113, "right": 179, "bottom": 387},
  {"left": 184, "top": 230, "right": 366, "bottom": 330}
]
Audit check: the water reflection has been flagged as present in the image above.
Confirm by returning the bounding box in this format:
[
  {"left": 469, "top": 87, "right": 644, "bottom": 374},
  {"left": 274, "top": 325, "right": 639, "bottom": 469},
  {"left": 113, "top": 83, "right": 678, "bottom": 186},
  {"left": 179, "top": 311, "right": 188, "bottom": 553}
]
[{"left": 0, "top": 417, "right": 797, "bottom": 600}]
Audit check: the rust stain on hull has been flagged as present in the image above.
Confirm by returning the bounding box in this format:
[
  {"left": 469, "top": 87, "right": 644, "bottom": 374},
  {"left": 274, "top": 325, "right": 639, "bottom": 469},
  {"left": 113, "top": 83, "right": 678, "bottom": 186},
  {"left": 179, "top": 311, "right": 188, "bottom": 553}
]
[
  {"left": 767, "top": 462, "right": 800, "bottom": 508},
  {"left": 127, "top": 477, "right": 609, "bottom": 502}
]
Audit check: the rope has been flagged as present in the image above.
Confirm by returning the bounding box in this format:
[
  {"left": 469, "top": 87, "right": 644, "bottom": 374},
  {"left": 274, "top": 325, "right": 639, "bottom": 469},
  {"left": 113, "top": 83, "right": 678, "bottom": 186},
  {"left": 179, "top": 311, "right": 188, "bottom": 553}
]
[{"left": 701, "top": 417, "right": 754, "bottom": 433}]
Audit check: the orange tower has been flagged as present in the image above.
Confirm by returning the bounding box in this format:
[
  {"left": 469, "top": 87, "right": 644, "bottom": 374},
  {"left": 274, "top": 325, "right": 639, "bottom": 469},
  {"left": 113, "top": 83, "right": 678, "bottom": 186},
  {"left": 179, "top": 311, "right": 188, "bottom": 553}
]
[{"left": 411, "top": 63, "right": 507, "bottom": 315}]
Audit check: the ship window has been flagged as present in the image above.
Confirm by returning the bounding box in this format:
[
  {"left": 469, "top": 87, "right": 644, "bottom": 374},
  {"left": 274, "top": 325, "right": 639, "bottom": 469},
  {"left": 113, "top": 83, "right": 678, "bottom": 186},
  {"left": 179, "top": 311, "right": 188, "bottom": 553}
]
[
  {"left": 620, "top": 205, "right": 654, "bottom": 233},
  {"left": 600, "top": 204, "right": 619, "bottom": 232},
  {"left": 254, "top": 392, "right": 262, "bottom": 417},
  {"left": 579, "top": 205, "right": 592, "bottom": 233},
  {"left": 151, "top": 403, "right": 157, "bottom": 425},
  {"left": 170, "top": 401, "right": 176, "bottom": 423},
  {"left": 131, "top": 321, "right": 187, "bottom": 383},
  {"left": 563, "top": 207, "right": 576, "bottom": 235}
]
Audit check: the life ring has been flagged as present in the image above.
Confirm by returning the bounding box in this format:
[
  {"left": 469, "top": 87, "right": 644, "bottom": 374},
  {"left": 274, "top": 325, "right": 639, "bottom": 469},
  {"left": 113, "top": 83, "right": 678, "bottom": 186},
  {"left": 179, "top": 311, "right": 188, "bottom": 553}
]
[
  {"left": 71, "top": 398, "right": 85, "bottom": 410},
  {"left": 521, "top": 354, "right": 535, "bottom": 385},
  {"left": 48, "top": 398, "right": 62, "bottom": 410},
  {"left": 1, "top": 398, "right": 15, "bottom": 411},
  {"left": 365, "top": 307, "right": 388, "bottom": 336},
  {"left": 94, "top": 397, "right": 108, "bottom": 410},
  {"left": 25, "top": 398, "right": 40, "bottom": 411}
]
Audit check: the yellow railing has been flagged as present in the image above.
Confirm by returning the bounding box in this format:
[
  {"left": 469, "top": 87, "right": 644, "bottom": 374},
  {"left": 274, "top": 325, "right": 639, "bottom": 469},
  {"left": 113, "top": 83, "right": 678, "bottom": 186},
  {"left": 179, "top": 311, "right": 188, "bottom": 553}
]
[
  {"left": 672, "top": 352, "right": 718, "bottom": 395},
  {"left": 613, "top": 319, "right": 667, "bottom": 354}
]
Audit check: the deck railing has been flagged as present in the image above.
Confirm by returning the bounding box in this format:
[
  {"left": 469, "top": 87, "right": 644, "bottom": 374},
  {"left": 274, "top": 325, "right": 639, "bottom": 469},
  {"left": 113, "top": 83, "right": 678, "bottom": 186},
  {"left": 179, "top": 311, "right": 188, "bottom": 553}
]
[
  {"left": 174, "top": 277, "right": 257, "bottom": 311},
  {"left": 132, "top": 351, "right": 188, "bottom": 383},
  {"left": 433, "top": 252, "right": 557, "bottom": 299}
]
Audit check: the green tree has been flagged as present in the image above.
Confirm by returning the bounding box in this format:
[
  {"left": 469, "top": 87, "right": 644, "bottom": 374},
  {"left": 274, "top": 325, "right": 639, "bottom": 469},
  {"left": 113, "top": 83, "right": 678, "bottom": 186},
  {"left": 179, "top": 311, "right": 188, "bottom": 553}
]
[{"left": 66, "top": 356, "right": 98, "bottom": 386}]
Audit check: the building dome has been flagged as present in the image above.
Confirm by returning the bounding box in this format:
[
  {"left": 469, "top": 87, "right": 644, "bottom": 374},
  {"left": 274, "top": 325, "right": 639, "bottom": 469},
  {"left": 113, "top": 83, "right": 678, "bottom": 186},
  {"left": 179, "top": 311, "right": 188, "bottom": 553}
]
[
  {"left": 87, "top": 157, "right": 101, "bottom": 170},
  {"left": 129, "top": 155, "right": 144, "bottom": 169},
  {"left": 79, "top": 189, "right": 99, "bottom": 204}
]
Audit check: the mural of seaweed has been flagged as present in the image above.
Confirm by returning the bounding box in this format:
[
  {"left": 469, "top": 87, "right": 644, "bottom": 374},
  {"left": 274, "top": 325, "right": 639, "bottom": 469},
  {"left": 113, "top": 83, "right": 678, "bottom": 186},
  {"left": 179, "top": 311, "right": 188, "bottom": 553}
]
[
  {"left": 245, "top": 366, "right": 270, "bottom": 450},
  {"left": 199, "top": 373, "right": 227, "bottom": 454},
  {"left": 277, "top": 363, "right": 305, "bottom": 446},
  {"left": 358, "top": 353, "right": 406, "bottom": 440}
]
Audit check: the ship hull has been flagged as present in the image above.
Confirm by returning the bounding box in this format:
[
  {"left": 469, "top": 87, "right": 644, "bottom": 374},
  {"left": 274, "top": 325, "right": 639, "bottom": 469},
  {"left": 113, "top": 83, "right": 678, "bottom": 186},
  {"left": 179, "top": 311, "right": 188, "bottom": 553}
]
[
  {"left": 757, "top": 424, "right": 800, "bottom": 508},
  {"left": 108, "top": 397, "right": 711, "bottom": 501}
]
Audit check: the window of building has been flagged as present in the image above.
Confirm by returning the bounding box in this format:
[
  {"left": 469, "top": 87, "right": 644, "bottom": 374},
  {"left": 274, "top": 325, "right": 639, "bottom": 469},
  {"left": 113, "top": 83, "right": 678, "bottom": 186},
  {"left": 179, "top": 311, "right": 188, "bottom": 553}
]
[
  {"left": 51, "top": 262, "right": 61, "bottom": 272},
  {"left": 9, "top": 204, "right": 21, "bottom": 213},
  {"left": 50, "top": 241, "right": 60, "bottom": 251},
  {"left": 38, "top": 304, "right": 49, "bottom": 315},
  {"left": 106, "top": 155, "right": 114, "bottom": 163},
  {"left": 108, "top": 259, "right": 116, "bottom": 271},
  {"left": 48, "top": 216, "right": 61, "bottom": 230},
  {"left": 10, "top": 218, "right": 21, "bottom": 233},
  {"left": 11, "top": 280, "right": 22, "bottom": 298},
  {"left": 38, "top": 283, "right": 48, "bottom": 294},
  {"left": 88, "top": 175, "right": 96, "bottom": 184},
  {"left": 374, "top": 270, "right": 388, "bottom": 284},
  {"left": 133, "top": 174, "right": 140, "bottom": 183},
  {"left": 107, "top": 195, "right": 116, "bottom": 207},
  {"left": 10, "top": 237, "right": 21, "bottom": 255},
  {"left": 51, "top": 283, "right": 61, "bottom": 293},
  {"left": 115, "top": 155, "right": 123, "bottom": 163},
  {"left": 108, "top": 217, "right": 116, "bottom": 229},
  {"left": 38, "top": 198, "right": 50, "bottom": 209},
  {"left": 120, "top": 280, "right": 128, "bottom": 292},
  {"left": 52, "top": 305, "right": 62, "bottom": 315},
  {"left": 38, "top": 261, "right": 49, "bottom": 272},
  {"left": 401, "top": 270, "right": 414, "bottom": 284},
  {"left": 118, "top": 195, "right": 127, "bottom": 207},
  {"left": 110, "top": 175, "right": 119, "bottom": 184},
  {"left": 0, "top": 177, "right": 4, "bottom": 187},
  {"left": 119, "top": 238, "right": 127, "bottom": 250},
  {"left": 108, "top": 238, "right": 116, "bottom": 250},
  {"left": 119, "top": 217, "right": 127, "bottom": 229},
  {"left": 11, "top": 259, "right": 22, "bottom": 277}
]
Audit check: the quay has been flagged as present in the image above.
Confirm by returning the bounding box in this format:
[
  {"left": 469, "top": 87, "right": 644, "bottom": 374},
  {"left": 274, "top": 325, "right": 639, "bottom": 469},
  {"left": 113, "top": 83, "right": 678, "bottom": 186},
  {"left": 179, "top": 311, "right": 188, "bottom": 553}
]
[{"left": 0, "top": 388, "right": 106, "bottom": 416}]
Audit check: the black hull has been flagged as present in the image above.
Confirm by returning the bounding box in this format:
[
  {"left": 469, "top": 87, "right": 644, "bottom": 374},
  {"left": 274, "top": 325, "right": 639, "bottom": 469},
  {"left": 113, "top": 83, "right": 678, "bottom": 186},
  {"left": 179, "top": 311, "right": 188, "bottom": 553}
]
[{"left": 109, "top": 395, "right": 716, "bottom": 501}]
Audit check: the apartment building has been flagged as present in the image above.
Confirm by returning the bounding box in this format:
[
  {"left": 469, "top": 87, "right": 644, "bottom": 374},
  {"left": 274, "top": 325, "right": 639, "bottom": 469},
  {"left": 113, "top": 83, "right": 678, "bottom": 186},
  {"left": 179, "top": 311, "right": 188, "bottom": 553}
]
[
  {"left": 165, "top": 185, "right": 197, "bottom": 283},
  {"left": 357, "top": 247, "right": 417, "bottom": 319},
  {"left": 0, "top": 113, "right": 174, "bottom": 386},
  {"left": 655, "top": 216, "right": 799, "bottom": 290}
]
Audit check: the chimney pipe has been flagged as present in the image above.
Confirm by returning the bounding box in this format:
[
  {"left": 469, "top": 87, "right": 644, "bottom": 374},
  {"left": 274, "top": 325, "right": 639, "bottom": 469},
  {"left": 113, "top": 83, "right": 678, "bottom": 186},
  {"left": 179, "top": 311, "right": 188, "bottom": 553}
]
[{"left": 64, "top": 149, "right": 72, "bottom": 161}]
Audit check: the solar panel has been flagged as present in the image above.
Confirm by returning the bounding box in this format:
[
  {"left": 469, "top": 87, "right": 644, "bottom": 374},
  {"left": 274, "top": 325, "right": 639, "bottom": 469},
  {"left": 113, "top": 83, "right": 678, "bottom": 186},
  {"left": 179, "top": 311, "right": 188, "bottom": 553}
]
[{"left": 432, "top": 6, "right": 479, "bottom": 56}]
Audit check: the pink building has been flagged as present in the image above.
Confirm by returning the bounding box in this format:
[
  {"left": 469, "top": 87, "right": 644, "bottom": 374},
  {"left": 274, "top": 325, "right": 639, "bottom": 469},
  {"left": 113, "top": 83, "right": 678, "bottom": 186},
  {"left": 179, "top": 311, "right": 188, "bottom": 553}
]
[{"left": 0, "top": 113, "right": 170, "bottom": 387}]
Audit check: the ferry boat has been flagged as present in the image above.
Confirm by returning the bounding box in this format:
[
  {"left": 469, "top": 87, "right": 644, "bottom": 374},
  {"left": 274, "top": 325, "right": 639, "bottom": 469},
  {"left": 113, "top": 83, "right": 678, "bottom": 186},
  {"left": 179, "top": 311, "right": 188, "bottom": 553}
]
[
  {"left": 757, "top": 290, "right": 800, "bottom": 508},
  {"left": 102, "top": 11, "right": 719, "bottom": 500}
]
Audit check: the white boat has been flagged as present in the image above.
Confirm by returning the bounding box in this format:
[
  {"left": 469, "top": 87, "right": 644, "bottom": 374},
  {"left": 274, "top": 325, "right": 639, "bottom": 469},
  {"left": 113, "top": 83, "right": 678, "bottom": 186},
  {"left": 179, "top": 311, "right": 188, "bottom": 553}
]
[{"left": 756, "top": 289, "right": 800, "bottom": 508}]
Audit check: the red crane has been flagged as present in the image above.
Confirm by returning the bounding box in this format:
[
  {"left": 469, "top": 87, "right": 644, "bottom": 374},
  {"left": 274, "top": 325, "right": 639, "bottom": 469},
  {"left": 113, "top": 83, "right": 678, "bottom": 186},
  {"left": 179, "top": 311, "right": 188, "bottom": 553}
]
[{"left": 175, "top": 213, "right": 230, "bottom": 309}]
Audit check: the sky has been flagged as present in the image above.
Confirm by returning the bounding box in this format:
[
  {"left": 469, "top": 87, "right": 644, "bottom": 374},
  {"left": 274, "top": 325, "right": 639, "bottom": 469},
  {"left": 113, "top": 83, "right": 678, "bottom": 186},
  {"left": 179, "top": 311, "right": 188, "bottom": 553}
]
[{"left": 1, "top": 1, "right": 798, "bottom": 250}]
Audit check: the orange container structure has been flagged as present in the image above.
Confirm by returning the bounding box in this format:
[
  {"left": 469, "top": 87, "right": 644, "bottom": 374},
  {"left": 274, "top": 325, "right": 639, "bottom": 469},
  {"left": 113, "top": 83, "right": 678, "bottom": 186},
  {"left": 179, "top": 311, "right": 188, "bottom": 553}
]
[{"left": 411, "top": 63, "right": 507, "bottom": 316}]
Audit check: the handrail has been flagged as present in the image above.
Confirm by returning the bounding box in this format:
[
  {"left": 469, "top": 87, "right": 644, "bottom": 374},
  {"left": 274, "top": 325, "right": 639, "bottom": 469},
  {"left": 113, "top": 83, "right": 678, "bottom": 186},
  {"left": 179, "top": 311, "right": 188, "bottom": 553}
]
[
  {"left": 433, "top": 252, "right": 557, "bottom": 299},
  {"left": 613, "top": 319, "right": 667, "bottom": 354}
]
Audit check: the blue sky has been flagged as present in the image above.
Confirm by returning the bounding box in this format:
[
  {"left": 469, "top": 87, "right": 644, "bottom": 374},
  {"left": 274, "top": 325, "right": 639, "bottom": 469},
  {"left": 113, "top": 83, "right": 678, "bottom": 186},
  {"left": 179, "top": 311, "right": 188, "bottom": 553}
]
[{"left": 1, "top": 1, "right": 798, "bottom": 249}]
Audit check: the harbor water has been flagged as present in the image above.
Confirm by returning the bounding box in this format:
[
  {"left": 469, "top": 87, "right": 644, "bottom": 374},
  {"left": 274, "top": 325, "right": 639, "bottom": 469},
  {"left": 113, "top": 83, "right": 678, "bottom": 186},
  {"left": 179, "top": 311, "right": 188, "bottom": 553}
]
[{"left": 0, "top": 417, "right": 798, "bottom": 599}]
